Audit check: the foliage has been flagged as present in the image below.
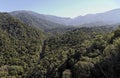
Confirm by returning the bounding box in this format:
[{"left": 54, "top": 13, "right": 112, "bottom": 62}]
[
  {"left": 1, "top": 12, "right": 120, "bottom": 78},
  {"left": 0, "top": 13, "right": 44, "bottom": 77}
]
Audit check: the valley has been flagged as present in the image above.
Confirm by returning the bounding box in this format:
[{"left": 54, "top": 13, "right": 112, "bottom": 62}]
[{"left": 0, "top": 8, "right": 120, "bottom": 78}]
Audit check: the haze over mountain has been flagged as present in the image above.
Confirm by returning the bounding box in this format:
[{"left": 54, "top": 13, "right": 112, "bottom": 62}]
[
  {"left": 10, "top": 11, "right": 68, "bottom": 31},
  {"left": 69, "top": 8, "right": 120, "bottom": 26},
  {"left": 1, "top": 0, "right": 120, "bottom": 78},
  {"left": 10, "top": 8, "right": 120, "bottom": 27}
]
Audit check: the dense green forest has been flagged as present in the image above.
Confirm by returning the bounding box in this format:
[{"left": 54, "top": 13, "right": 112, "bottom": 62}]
[
  {"left": 28, "top": 26, "right": 114, "bottom": 78},
  {"left": 0, "top": 13, "right": 120, "bottom": 78},
  {"left": 0, "top": 13, "right": 45, "bottom": 78}
]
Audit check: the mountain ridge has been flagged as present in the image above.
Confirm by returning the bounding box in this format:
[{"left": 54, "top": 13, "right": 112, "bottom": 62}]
[
  {"left": 9, "top": 8, "right": 120, "bottom": 27},
  {"left": 10, "top": 11, "right": 68, "bottom": 30}
]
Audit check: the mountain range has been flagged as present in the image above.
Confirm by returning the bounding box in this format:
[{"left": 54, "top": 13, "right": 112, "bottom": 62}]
[
  {"left": 1, "top": 8, "right": 120, "bottom": 78},
  {"left": 10, "top": 11, "right": 67, "bottom": 30},
  {"left": 10, "top": 8, "right": 120, "bottom": 28}
]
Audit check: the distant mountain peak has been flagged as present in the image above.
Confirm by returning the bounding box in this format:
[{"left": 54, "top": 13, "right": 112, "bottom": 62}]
[{"left": 10, "top": 8, "right": 120, "bottom": 27}]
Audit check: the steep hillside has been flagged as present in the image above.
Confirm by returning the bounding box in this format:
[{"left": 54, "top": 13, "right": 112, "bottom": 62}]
[
  {"left": 0, "top": 13, "right": 44, "bottom": 78},
  {"left": 10, "top": 10, "right": 71, "bottom": 25},
  {"left": 10, "top": 9, "right": 120, "bottom": 27},
  {"left": 1, "top": 11, "right": 120, "bottom": 78},
  {"left": 10, "top": 11, "right": 68, "bottom": 31}
]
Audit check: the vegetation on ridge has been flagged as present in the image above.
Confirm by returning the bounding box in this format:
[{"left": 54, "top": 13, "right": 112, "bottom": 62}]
[{"left": 0, "top": 12, "right": 120, "bottom": 78}]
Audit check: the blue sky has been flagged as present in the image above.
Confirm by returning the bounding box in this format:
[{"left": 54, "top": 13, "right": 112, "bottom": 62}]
[{"left": 0, "top": 0, "right": 120, "bottom": 17}]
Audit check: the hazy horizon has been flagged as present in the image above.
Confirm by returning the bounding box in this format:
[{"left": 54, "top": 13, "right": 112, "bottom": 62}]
[{"left": 1, "top": 0, "right": 120, "bottom": 18}]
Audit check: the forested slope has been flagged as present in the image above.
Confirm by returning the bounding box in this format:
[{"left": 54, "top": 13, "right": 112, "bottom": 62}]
[
  {"left": 28, "top": 26, "right": 118, "bottom": 78},
  {"left": 0, "top": 12, "right": 120, "bottom": 78},
  {"left": 10, "top": 11, "right": 68, "bottom": 31},
  {"left": 0, "top": 13, "right": 45, "bottom": 78}
]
